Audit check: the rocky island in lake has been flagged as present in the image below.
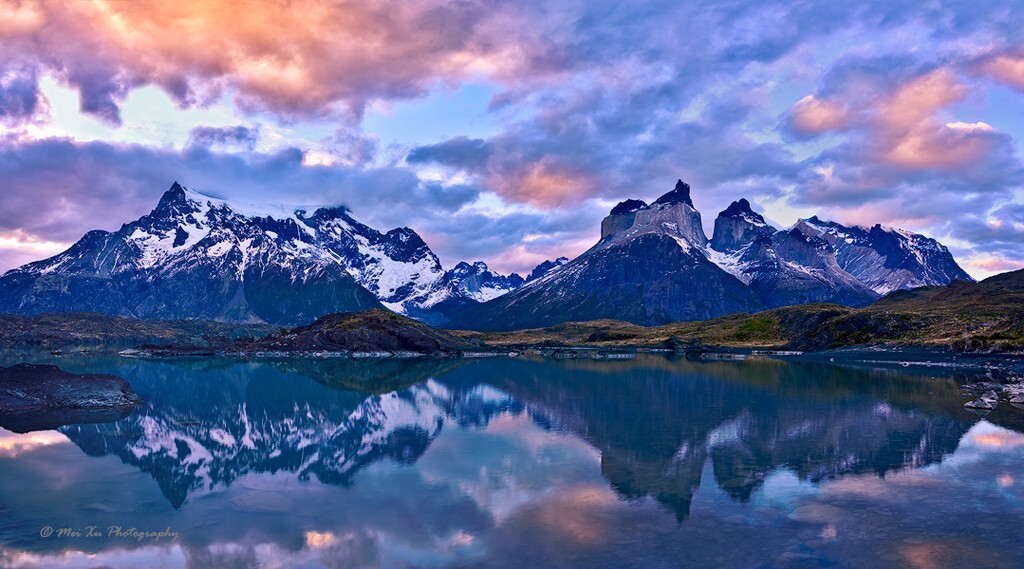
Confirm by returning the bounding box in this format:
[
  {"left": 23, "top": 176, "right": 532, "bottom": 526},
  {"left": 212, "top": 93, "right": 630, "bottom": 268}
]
[{"left": 0, "top": 363, "right": 141, "bottom": 432}]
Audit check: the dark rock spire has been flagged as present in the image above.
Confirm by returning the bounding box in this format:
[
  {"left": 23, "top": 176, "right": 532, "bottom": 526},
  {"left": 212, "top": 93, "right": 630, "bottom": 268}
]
[{"left": 652, "top": 179, "right": 693, "bottom": 207}]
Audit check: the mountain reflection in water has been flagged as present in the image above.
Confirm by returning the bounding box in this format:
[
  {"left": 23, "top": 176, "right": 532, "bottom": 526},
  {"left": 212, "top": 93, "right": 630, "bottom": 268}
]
[{"left": 0, "top": 354, "right": 1022, "bottom": 568}]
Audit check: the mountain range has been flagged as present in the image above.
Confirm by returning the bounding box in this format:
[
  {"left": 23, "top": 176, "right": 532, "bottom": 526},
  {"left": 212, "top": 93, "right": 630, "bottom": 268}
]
[
  {"left": 0, "top": 180, "right": 972, "bottom": 328},
  {"left": 449, "top": 180, "right": 972, "bottom": 330},
  {"left": 0, "top": 183, "right": 548, "bottom": 325}
]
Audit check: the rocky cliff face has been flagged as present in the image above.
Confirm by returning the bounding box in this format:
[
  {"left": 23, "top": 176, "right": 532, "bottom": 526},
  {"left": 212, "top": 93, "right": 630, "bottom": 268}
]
[
  {"left": 600, "top": 180, "right": 709, "bottom": 248},
  {"left": 709, "top": 214, "right": 879, "bottom": 309},
  {"left": 449, "top": 180, "right": 972, "bottom": 330},
  {"left": 710, "top": 198, "right": 774, "bottom": 252}
]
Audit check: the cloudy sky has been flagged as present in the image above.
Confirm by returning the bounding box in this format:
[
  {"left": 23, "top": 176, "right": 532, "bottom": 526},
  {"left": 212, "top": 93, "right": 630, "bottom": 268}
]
[{"left": 1, "top": 0, "right": 1023, "bottom": 278}]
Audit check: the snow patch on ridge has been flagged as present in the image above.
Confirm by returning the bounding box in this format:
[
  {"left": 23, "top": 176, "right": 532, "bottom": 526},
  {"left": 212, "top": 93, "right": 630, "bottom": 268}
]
[{"left": 704, "top": 246, "right": 751, "bottom": 284}]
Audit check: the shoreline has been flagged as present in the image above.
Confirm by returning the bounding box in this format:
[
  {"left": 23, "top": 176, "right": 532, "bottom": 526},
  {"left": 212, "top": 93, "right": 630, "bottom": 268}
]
[{"left": 102, "top": 342, "right": 1024, "bottom": 379}]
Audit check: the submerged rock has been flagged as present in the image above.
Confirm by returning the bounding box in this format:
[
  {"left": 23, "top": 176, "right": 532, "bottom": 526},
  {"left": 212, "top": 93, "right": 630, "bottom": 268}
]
[
  {"left": 0, "top": 363, "right": 141, "bottom": 414},
  {"left": 964, "top": 390, "right": 999, "bottom": 410}
]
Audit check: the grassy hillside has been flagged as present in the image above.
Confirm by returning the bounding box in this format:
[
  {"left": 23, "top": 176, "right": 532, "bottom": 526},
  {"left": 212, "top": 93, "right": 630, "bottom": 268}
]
[{"left": 456, "top": 270, "right": 1024, "bottom": 352}]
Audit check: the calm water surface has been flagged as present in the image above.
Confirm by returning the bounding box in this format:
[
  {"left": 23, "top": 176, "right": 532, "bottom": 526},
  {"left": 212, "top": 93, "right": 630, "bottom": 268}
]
[{"left": 0, "top": 353, "right": 1022, "bottom": 568}]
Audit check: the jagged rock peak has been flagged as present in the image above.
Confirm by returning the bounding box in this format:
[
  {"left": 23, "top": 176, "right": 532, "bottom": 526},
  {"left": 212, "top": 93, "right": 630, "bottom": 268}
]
[
  {"left": 715, "top": 198, "right": 769, "bottom": 229},
  {"left": 157, "top": 181, "right": 188, "bottom": 202},
  {"left": 526, "top": 257, "right": 569, "bottom": 282},
  {"left": 151, "top": 181, "right": 198, "bottom": 218},
  {"left": 721, "top": 198, "right": 753, "bottom": 217},
  {"left": 710, "top": 197, "right": 772, "bottom": 252},
  {"left": 610, "top": 199, "right": 648, "bottom": 216},
  {"left": 652, "top": 179, "right": 693, "bottom": 208},
  {"left": 786, "top": 227, "right": 831, "bottom": 250}
]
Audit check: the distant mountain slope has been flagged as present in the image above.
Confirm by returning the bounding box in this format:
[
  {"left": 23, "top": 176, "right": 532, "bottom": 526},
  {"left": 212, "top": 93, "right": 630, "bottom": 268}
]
[
  {"left": 798, "top": 217, "right": 973, "bottom": 295},
  {"left": 229, "top": 309, "right": 487, "bottom": 355},
  {"left": 524, "top": 256, "right": 569, "bottom": 283},
  {"left": 448, "top": 179, "right": 972, "bottom": 330}
]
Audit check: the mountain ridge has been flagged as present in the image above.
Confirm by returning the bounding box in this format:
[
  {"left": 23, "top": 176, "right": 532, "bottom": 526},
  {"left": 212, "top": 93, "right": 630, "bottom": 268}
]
[
  {"left": 0, "top": 180, "right": 973, "bottom": 329},
  {"left": 0, "top": 183, "right": 533, "bottom": 325},
  {"left": 447, "top": 180, "right": 972, "bottom": 330}
]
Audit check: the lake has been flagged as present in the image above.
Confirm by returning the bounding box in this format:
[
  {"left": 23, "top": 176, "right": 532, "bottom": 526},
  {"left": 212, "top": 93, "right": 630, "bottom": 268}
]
[{"left": 0, "top": 353, "right": 1022, "bottom": 568}]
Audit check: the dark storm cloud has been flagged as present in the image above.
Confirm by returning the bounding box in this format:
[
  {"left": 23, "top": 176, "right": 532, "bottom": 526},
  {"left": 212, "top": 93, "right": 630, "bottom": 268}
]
[
  {"left": 0, "top": 66, "right": 41, "bottom": 122},
  {"left": 407, "top": 137, "right": 492, "bottom": 171},
  {"left": 186, "top": 125, "right": 261, "bottom": 153}
]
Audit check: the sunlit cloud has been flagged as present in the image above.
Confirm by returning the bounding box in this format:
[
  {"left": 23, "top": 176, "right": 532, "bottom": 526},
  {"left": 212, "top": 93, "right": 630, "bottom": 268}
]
[
  {"left": 788, "top": 95, "right": 850, "bottom": 134},
  {"left": 304, "top": 530, "right": 338, "bottom": 549},
  {"left": 963, "top": 255, "right": 1024, "bottom": 276},
  {"left": 979, "top": 52, "right": 1024, "bottom": 89},
  {"left": 0, "top": 0, "right": 555, "bottom": 124},
  {"left": 0, "top": 429, "right": 69, "bottom": 457}
]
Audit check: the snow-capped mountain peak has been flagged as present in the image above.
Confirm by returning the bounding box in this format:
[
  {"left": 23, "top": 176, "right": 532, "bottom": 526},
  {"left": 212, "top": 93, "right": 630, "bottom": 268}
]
[
  {"left": 412, "top": 260, "right": 525, "bottom": 314},
  {"left": 0, "top": 182, "right": 528, "bottom": 324},
  {"left": 792, "top": 216, "right": 973, "bottom": 294}
]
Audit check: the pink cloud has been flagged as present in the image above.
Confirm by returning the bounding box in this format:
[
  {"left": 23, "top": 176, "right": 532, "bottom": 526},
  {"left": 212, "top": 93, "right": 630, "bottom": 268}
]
[
  {"left": 868, "top": 69, "right": 997, "bottom": 170},
  {"left": 964, "top": 256, "right": 1024, "bottom": 273},
  {"left": 885, "top": 120, "right": 996, "bottom": 169},
  {"left": 788, "top": 95, "right": 850, "bottom": 133},
  {"left": 794, "top": 68, "right": 1004, "bottom": 172},
  {"left": 489, "top": 160, "right": 600, "bottom": 209},
  {"left": 0, "top": 0, "right": 556, "bottom": 123},
  {"left": 487, "top": 237, "right": 593, "bottom": 276},
  {"left": 979, "top": 53, "right": 1024, "bottom": 89},
  {"left": 0, "top": 229, "right": 70, "bottom": 273},
  {"left": 874, "top": 69, "right": 967, "bottom": 130}
]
